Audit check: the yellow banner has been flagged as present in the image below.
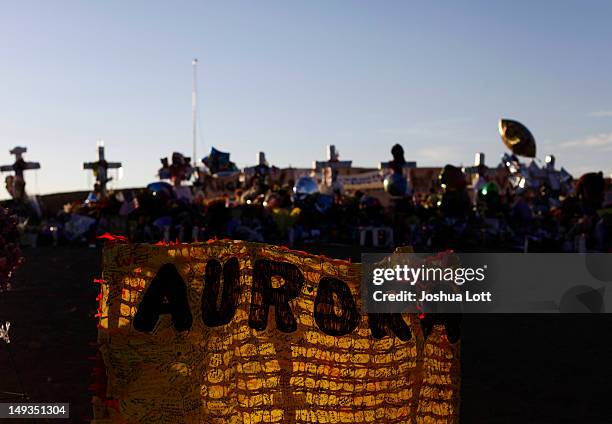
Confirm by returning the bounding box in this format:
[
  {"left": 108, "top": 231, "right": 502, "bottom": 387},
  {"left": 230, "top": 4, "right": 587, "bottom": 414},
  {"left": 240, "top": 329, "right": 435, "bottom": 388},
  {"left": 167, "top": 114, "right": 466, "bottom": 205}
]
[{"left": 93, "top": 241, "right": 460, "bottom": 423}]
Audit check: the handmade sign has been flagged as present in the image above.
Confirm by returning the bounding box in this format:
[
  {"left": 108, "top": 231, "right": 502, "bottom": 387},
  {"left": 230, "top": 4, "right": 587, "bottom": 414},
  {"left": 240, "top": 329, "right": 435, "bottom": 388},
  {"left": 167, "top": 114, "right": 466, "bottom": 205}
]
[
  {"left": 338, "top": 170, "right": 384, "bottom": 191},
  {"left": 93, "top": 241, "right": 459, "bottom": 424}
]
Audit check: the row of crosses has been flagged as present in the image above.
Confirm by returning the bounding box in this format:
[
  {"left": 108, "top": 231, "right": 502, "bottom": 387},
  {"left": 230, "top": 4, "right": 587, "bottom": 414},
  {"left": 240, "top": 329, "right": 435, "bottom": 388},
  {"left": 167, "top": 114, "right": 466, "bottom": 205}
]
[
  {"left": 1, "top": 142, "right": 122, "bottom": 202},
  {"left": 1, "top": 142, "right": 417, "bottom": 201},
  {"left": 0, "top": 142, "right": 434, "bottom": 204}
]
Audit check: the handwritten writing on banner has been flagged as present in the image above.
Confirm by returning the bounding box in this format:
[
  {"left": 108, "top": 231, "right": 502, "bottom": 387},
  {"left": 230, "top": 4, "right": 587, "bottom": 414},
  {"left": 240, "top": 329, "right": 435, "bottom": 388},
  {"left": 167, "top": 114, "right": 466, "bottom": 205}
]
[{"left": 92, "top": 240, "right": 459, "bottom": 424}]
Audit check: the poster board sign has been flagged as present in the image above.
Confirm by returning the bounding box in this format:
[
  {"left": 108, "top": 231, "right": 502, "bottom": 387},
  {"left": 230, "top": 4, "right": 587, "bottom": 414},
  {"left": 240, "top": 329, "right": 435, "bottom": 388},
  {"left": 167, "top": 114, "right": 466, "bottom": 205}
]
[
  {"left": 339, "top": 171, "right": 383, "bottom": 191},
  {"left": 93, "top": 241, "right": 459, "bottom": 423}
]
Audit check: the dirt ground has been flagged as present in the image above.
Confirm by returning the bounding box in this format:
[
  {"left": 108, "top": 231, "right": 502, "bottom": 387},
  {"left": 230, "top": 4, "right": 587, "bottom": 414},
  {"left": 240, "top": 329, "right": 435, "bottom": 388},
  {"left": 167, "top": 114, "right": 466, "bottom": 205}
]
[
  {"left": 0, "top": 247, "right": 100, "bottom": 423},
  {"left": 1, "top": 246, "right": 611, "bottom": 423}
]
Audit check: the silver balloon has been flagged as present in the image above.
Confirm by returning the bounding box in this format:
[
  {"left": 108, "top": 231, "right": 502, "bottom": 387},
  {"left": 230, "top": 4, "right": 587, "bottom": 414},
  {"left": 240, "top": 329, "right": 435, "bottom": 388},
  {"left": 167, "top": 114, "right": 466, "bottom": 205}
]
[
  {"left": 502, "top": 150, "right": 574, "bottom": 194},
  {"left": 293, "top": 176, "right": 319, "bottom": 202}
]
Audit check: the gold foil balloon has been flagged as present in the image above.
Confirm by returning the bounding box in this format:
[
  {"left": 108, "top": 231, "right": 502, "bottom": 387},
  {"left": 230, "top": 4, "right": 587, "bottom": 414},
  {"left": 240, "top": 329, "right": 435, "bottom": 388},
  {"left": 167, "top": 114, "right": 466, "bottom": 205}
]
[{"left": 499, "top": 119, "right": 536, "bottom": 158}]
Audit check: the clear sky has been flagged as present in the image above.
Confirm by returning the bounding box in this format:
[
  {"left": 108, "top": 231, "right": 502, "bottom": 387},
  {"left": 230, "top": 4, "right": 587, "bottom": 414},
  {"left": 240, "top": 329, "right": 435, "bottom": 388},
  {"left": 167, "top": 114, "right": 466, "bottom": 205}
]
[{"left": 2, "top": 0, "right": 612, "bottom": 198}]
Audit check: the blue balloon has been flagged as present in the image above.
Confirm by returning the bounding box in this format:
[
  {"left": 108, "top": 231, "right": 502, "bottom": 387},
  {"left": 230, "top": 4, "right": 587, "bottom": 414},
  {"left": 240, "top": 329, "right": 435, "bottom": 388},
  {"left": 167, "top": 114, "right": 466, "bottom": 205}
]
[
  {"left": 315, "top": 194, "right": 334, "bottom": 213},
  {"left": 384, "top": 173, "right": 407, "bottom": 197},
  {"left": 146, "top": 182, "right": 175, "bottom": 198}
]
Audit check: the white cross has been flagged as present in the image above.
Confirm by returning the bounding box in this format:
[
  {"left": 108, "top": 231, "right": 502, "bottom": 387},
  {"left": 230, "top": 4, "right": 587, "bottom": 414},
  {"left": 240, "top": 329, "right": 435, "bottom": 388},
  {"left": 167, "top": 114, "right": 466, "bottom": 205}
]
[
  {"left": 244, "top": 151, "right": 269, "bottom": 174},
  {"left": 1, "top": 147, "right": 41, "bottom": 199},
  {"left": 313, "top": 145, "right": 351, "bottom": 186},
  {"left": 82, "top": 140, "right": 122, "bottom": 197},
  {"left": 462, "top": 152, "right": 486, "bottom": 174},
  {"left": 1, "top": 147, "right": 41, "bottom": 179}
]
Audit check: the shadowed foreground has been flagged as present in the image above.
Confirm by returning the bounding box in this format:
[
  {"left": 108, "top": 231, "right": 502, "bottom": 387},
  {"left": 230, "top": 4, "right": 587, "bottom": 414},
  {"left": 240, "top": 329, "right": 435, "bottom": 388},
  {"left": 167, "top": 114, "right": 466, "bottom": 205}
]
[{"left": 1, "top": 247, "right": 611, "bottom": 423}]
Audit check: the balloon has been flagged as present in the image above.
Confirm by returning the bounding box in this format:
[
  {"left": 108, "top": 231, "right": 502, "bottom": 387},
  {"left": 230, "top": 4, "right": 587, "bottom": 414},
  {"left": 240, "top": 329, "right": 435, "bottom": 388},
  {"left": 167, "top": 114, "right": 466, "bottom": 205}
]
[
  {"left": 202, "top": 147, "right": 238, "bottom": 175},
  {"left": 146, "top": 182, "right": 175, "bottom": 199},
  {"left": 383, "top": 173, "right": 408, "bottom": 197},
  {"left": 85, "top": 192, "right": 98, "bottom": 203},
  {"left": 479, "top": 182, "right": 500, "bottom": 204},
  {"left": 499, "top": 119, "right": 536, "bottom": 158},
  {"left": 292, "top": 176, "right": 319, "bottom": 208},
  {"left": 315, "top": 194, "right": 334, "bottom": 213},
  {"left": 293, "top": 176, "right": 319, "bottom": 200},
  {"left": 480, "top": 182, "right": 499, "bottom": 197}
]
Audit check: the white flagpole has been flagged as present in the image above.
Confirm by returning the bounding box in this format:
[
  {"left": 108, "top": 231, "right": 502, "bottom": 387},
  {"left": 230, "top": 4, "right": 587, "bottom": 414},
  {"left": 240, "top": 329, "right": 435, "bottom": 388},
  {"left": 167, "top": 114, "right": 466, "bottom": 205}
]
[{"left": 192, "top": 58, "right": 198, "bottom": 163}]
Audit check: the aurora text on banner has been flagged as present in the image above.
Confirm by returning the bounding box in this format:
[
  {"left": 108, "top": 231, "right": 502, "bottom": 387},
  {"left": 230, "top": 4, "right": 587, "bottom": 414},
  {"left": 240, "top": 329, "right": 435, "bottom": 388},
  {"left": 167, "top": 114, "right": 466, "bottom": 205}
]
[{"left": 92, "top": 240, "right": 460, "bottom": 424}]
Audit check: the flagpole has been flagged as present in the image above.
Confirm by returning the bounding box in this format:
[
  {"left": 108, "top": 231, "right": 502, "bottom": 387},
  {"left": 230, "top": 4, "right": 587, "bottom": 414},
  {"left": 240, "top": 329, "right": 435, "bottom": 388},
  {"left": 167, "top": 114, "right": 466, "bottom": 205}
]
[{"left": 192, "top": 58, "right": 198, "bottom": 163}]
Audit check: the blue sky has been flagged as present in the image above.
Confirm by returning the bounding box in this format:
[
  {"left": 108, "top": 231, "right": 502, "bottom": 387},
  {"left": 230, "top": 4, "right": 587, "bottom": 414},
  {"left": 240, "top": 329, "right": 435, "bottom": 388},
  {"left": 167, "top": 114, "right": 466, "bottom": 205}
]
[{"left": 1, "top": 0, "right": 612, "bottom": 197}]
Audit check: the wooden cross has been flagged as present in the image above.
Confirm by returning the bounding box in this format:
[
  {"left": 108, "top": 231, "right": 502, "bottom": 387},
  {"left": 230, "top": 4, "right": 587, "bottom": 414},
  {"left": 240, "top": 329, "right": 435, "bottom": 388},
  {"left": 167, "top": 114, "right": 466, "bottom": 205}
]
[
  {"left": 1, "top": 146, "right": 41, "bottom": 199},
  {"left": 244, "top": 151, "right": 271, "bottom": 177},
  {"left": 82, "top": 140, "right": 122, "bottom": 197},
  {"left": 313, "top": 145, "right": 352, "bottom": 186},
  {"left": 379, "top": 159, "right": 417, "bottom": 172},
  {"left": 242, "top": 152, "right": 280, "bottom": 195},
  {"left": 379, "top": 158, "right": 416, "bottom": 196},
  {"left": 460, "top": 152, "right": 493, "bottom": 196},
  {"left": 462, "top": 152, "right": 489, "bottom": 175},
  {"left": 1, "top": 147, "right": 41, "bottom": 179}
]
